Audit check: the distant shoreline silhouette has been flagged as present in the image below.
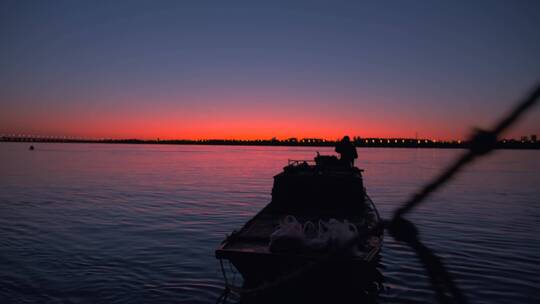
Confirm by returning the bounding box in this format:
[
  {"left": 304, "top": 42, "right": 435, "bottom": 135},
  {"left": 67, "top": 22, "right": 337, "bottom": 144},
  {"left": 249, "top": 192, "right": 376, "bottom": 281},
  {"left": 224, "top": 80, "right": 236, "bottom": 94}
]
[{"left": 1, "top": 136, "right": 539, "bottom": 150}]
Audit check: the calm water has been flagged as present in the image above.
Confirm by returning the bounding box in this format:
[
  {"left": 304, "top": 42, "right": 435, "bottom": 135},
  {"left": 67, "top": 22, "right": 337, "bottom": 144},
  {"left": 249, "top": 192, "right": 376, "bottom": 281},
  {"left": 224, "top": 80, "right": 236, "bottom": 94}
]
[{"left": 1, "top": 143, "right": 539, "bottom": 303}]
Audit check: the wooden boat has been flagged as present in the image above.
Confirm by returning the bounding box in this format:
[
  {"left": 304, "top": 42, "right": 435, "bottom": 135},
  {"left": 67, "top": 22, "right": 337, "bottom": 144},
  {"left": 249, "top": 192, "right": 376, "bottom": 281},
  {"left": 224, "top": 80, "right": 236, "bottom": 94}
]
[{"left": 215, "top": 154, "right": 383, "bottom": 293}]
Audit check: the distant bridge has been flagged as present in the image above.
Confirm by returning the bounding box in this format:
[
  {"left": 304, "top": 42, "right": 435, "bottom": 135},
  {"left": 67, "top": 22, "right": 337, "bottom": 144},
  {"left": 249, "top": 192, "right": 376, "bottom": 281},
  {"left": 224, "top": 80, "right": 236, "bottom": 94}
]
[
  {"left": 1, "top": 135, "right": 538, "bottom": 149},
  {"left": 0, "top": 135, "right": 97, "bottom": 143}
]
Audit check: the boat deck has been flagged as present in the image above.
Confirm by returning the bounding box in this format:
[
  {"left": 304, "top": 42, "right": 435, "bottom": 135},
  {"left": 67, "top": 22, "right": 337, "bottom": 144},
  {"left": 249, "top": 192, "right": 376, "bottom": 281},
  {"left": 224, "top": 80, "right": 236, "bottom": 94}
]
[{"left": 216, "top": 194, "right": 381, "bottom": 260}]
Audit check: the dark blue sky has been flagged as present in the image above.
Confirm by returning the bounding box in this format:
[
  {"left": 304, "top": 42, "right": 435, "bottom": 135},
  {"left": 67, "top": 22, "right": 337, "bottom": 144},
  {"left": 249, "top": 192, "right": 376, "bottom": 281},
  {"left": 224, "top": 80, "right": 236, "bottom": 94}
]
[{"left": 1, "top": 0, "right": 539, "bottom": 139}]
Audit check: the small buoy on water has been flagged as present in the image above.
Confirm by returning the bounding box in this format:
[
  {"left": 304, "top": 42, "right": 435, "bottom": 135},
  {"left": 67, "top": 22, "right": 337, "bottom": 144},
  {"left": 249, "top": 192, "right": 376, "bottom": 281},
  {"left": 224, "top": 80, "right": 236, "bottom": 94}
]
[{"left": 29, "top": 145, "right": 34, "bottom": 150}]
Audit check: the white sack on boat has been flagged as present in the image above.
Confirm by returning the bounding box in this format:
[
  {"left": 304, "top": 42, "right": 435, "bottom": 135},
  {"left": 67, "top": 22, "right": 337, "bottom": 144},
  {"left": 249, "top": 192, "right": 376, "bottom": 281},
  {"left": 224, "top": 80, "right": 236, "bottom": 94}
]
[
  {"left": 318, "top": 219, "right": 359, "bottom": 254},
  {"left": 303, "top": 221, "right": 328, "bottom": 251},
  {"left": 269, "top": 216, "right": 360, "bottom": 255},
  {"left": 269, "top": 215, "right": 305, "bottom": 252}
]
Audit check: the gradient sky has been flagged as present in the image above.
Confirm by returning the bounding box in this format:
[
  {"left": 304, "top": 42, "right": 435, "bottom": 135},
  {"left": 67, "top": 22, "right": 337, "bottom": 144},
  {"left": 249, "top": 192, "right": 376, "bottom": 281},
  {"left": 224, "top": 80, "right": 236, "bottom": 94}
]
[{"left": 1, "top": 0, "right": 539, "bottom": 140}]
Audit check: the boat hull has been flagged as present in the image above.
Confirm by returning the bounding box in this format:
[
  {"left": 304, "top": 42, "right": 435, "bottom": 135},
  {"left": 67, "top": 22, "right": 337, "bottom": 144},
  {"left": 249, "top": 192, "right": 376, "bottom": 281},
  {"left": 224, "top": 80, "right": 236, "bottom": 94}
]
[
  {"left": 216, "top": 161, "right": 382, "bottom": 296},
  {"left": 228, "top": 250, "right": 381, "bottom": 287}
]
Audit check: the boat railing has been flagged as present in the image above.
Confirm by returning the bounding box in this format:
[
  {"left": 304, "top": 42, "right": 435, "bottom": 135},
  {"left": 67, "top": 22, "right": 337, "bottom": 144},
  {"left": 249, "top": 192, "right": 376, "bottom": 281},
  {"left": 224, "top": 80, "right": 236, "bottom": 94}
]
[{"left": 287, "top": 159, "right": 315, "bottom": 166}]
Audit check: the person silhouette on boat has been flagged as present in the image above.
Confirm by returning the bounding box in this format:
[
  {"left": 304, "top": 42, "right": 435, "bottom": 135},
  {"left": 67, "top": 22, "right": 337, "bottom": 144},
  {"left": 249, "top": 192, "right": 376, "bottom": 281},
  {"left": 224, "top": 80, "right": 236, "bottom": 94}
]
[{"left": 335, "top": 136, "right": 357, "bottom": 167}]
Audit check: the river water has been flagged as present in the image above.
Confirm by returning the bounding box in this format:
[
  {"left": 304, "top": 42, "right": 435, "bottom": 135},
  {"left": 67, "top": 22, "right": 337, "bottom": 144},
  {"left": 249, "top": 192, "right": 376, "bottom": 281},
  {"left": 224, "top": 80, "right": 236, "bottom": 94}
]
[{"left": 0, "top": 143, "right": 538, "bottom": 303}]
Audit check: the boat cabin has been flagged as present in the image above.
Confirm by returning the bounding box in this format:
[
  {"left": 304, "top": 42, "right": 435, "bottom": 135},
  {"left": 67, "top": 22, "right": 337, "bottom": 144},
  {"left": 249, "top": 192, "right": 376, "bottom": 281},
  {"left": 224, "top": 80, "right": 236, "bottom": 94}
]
[{"left": 270, "top": 154, "right": 366, "bottom": 215}]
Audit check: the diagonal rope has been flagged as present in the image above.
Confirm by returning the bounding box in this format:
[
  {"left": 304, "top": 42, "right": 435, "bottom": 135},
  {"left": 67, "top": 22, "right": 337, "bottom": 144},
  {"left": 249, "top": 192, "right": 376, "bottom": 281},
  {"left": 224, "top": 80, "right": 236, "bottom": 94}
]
[
  {"left": 394, "top": 82, "right": 540, "bottom": 218},
  {"left": 218, "top": 82, "right": 540, "bottom": 303},
  {"left": 386, "top": 82, "right": 540, "bottom": 304}
]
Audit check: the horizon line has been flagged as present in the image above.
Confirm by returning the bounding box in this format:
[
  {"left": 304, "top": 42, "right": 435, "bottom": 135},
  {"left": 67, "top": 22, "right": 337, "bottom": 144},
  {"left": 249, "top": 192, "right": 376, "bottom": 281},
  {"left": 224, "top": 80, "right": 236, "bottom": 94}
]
[
  {"left": 1, "top": 133, "right": 538, "bottom": 143},
  {"left": 1, "top": 134, "right": 465, "bottom": 142}
]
